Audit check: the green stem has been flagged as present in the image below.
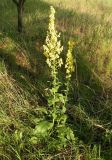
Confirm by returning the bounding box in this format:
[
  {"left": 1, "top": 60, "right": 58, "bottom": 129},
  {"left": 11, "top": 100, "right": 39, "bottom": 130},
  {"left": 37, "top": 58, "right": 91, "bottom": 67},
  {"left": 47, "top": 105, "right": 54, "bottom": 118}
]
[
  {"left": 51, "top": 62, "right": 58, "bottom": 124},
  {"left": 64, "top": 79, "right": 70, "bottom": 110}
]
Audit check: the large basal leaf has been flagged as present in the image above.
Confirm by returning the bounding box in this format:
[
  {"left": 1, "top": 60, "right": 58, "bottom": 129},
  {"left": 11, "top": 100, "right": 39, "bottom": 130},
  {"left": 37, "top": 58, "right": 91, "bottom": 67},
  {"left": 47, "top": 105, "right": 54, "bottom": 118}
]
[{"left": 33, "top": 121, "right": 53, "bottom": 137}]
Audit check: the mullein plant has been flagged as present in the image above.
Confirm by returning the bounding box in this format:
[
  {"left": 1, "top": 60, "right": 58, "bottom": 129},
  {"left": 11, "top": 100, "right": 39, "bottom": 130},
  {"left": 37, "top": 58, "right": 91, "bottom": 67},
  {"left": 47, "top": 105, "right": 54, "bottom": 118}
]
[
  {"left": 30, "top": 6, "right": 75, "bottom": 150},
  {"left": 43, "top": 6, "right": 75, "bottom": 147},
  {"left": 43, "top": 6, "right": 64, "bottom": 125},
  {"left": 65, "top": 40, "right": 75, "bottom": 104}
]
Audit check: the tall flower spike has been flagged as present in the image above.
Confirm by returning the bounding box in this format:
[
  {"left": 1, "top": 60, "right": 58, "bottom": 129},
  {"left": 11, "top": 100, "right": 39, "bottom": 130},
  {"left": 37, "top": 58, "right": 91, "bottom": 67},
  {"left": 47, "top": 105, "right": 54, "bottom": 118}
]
[
  {"left": 43, "top": 6, "right": 63, "bottom": 71},
  {"left": 65, "top": 40, "right": 75, "bottom": 79}
]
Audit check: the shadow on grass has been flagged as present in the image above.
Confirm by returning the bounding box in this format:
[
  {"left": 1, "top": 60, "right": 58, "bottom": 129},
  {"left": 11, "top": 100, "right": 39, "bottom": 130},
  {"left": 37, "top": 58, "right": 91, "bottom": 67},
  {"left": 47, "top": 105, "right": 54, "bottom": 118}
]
[{"left": 0, "top": 48, "right": 47, "bottom": 105}]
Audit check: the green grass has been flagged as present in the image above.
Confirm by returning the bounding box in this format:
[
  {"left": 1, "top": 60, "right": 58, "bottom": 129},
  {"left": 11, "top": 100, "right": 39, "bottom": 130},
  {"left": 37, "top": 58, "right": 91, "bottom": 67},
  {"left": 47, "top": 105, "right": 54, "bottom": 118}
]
[{"left": 0, "top": 0, "right": 112, "bottom": 159}]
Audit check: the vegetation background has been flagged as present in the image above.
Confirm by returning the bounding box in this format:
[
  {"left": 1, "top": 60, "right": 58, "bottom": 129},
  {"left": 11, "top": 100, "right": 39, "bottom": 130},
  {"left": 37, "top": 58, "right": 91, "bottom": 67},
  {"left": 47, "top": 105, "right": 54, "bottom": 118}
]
[{"left": 0, "top": 0, "right": 112, "bottom": 159}]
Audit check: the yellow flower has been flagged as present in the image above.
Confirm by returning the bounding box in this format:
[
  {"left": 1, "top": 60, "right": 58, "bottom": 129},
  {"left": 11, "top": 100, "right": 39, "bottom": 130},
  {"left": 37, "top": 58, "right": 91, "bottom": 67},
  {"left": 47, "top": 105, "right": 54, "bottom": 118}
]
[
  {"left": 65, "top": 40, "right": 75, "bottom": 79},
  {"left": 43, "top": 6, "right": 63, "bottom": 70}
]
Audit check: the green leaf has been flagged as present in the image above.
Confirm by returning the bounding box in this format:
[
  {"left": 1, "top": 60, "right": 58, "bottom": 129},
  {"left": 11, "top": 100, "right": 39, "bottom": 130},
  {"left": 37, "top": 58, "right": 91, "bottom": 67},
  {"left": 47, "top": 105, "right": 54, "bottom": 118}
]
[
  {"left": 30, "top": 136, "right": 38, "bottom": 145},
  {"left": 59, "top": 114, "right": 67, "bottom": 123},
  {"left": 66, "top": 127, "right": 75, "bottom": 141},
  {"left": 13, "top": 130, "right": 23, "bottom": 142},
  {"left": 33, "top": 121, "right": 53, "bottom": 137}
]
